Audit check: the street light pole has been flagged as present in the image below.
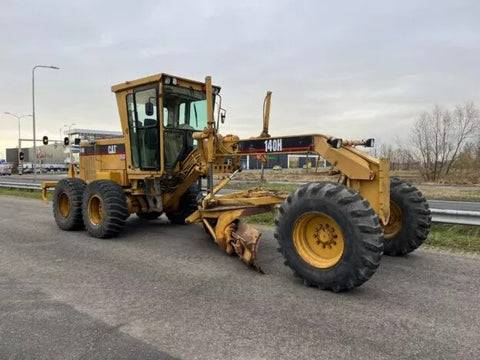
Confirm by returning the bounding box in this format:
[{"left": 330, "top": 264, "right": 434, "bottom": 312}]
[
  {"left": 63, "top": 123, "right": 76, "bottom": 136},
  {"left": 32, "top": 65, "right": 59, "bottom": 181},
  {"left": 4, "top": 112, "right": 32, "bottom": 174}
]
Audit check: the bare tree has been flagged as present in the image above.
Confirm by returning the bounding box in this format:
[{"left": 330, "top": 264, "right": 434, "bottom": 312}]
[
  {"left": 373, "top": 140, "right": 415, "bottom": 171},
  {"left": 411, "top": 102, "right": 480, "bottom": 181},
  {"left": 395, "top": 142, "right": 416, "bottom": 170},
  {"left": 455, "top": 142, "right": 477, "bottom": 171},
  {"left": 476, "top": 141, "right": 480, "bottom": 163},
  {"left": 445, "top": 101, "right": 480, "bottom": 174},
  {"left": 411, "top": 106, "right": 448, "bottom": 181}
]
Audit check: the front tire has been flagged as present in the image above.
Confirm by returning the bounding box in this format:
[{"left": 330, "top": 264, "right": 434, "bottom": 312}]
[
  {"left": 275, "top": 182, "right": 384, "bottom": 292},
  {"left": 82, "top": 180, "right": 128, "bottom": 238},
  {"left": 166, "top": 185, "right": 199, "bottom": 225},
  {"left": 383, "top": 178, "right": 431, "bottom": 256},
  {"left": 53, "top": 178, "right": 86, "bottom": 230}
]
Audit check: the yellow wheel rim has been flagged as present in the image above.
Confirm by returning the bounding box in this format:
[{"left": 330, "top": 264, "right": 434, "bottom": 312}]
[
  {"left": 58, "top": 193, "right": 70, "bottom": 218},
  {"left": 88, "top": 195, "right": 103, "bottom": 226},
  {"left": 293, "top": 212, "right": 345, "bottom": 269},
  {"left": 383, "top": 202, "right": 402, "bottom": 239}
]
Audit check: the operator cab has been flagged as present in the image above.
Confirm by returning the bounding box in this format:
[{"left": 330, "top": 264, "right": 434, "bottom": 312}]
[{"left": 114, "top": 74, "right": 220, "bottom": 173}]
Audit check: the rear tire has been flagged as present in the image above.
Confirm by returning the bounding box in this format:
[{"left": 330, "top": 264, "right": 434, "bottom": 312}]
[
  {"left": 53, "top": 178, "right": 86, "bottom": 230},
  {"left": 166, "top": 185, "right": 199, "bottom": 225},
  {"left": 383, "top": 178, "right": 431, "bottom": 256},
  {"left": 275, "top": 182, "right": 384, "bottom": 292},
  {"left": 82, "top": 180, "right": 128, "bottom": 238}
]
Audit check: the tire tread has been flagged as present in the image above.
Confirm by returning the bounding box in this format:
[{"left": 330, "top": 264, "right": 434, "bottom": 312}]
[
  {"left": 53, "top": 178, "right": 86, "bottom": 231},
  {"left": 275, "top": 181, "right": 384, "bottom": 292},
  {"left": 384, "top": 177, "right": 432, "bottom": 256},
  {"left": 82, "top": 180, "right": 128, "bottom": 238}
]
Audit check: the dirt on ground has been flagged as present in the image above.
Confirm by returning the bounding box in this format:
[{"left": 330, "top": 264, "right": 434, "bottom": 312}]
[
  {"left": 221, "top": 168, "right": 479, "bottom": 186},
  {"left": 219, "top": 169, "right": 480, "bottom": 201}
]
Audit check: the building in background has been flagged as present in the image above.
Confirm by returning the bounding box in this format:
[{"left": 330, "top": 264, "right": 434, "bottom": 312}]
[
  {"left": 5, "top": 128, "right": 122, "bottom": 167},
  {"left": 6, "top": 143, "right": 66, "bottom": 164},
  {"left": 6, "top": 128, "right": 326, "bottom": 171},
  {"left": 64, "top": 128, "right": 123, "bottom": 163},
  {"left": 242, "top": 154, "right": 326, "bottom": 170}
]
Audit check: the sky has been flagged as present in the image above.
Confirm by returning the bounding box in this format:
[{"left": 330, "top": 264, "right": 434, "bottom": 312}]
[{"left": 1, "top": 0, "right": 479, "bottom": 158}]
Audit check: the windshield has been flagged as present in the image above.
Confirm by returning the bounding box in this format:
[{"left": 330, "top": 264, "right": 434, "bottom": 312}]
[{"left": 163, "top": 85, "right": 212, "bottom": 131}]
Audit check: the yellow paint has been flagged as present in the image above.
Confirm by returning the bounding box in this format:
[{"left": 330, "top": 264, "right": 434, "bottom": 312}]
[
  {"left": 383, "top": 202, "right": 403, "bottom": 239},
  {"left": 293, "top": 212, "right": 345, "bottom": 269},
  {"left": 87, "top": 194, "right": 103, "bottom": 225},
  {"left": 41, "top": 181, "right": 58, "bottom": 202},
  {"left": 58, "top": 192, "right": 70, "bottom": 217}
]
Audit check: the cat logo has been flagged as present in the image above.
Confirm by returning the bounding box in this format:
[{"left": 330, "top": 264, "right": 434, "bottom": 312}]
[{"left": 108, "top": 145, "right": 117, "bottom": 154}]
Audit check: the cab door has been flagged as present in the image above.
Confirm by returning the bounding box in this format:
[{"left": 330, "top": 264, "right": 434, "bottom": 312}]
[{"left": 126, "top": 86, "right": 160, "bottom": 170}]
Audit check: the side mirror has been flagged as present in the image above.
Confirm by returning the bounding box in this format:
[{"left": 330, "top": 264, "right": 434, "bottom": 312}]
[
  {"left": 145, "top": 101, "right": 154, "bottom": 116},
  {"left": 220, "top": 108, "right": 226, "bottom": 124},
  {"left": 64, "top": 137, "right": 70, "bottom": 146}
]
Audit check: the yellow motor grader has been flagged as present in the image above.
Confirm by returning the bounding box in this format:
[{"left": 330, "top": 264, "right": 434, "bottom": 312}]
[{"left": 42, "top": 73, "right": 431, "bottom": 292}]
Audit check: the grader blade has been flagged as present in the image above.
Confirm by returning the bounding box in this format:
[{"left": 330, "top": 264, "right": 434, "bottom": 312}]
[
  {"left": 187, "top": 187, "right": 289, "bottom": 272},
  {"left": 230, "top": 222, "right": 263, "bottom": 272}
]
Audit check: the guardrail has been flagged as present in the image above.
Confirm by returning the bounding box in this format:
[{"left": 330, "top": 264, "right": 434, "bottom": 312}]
[
  {"left": 1, "top": 181, "right": 479, "bottom": 226},
  {"left": 0, "top": 182, "right": 44, "bottom": 190},
  {"left": 430, "top": 209, "right": 480, "bottom": 226}
]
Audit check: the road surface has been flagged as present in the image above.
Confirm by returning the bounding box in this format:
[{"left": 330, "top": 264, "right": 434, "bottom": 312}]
[{"left": 0, "top": 196, "right": 479, "bottom": 359}]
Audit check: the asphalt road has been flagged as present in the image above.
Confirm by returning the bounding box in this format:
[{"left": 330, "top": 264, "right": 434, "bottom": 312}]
[{"left": 0, "top": 196, "right": 479, "bottom": 359}]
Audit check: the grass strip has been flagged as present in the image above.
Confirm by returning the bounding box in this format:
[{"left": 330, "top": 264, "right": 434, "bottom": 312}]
[
  {"left": 425, "top": 224, "right": 480, "bottom": 254},
  {"left": 0, "top": 188, "right": 52, "bottom": 201},
  {"left": 244, "top": 211, "right": 480, "bottom": 254},
  {"left": 228, "top": 182, "right": 480, "bottom": 203},
  {"left": 418, "top": 188, "right": 480, "bottom": 202}
]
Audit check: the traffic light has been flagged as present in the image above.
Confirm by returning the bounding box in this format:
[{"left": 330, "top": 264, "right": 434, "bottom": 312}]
[
  {"left": 19, "top": 152, "right": 24, "bottom": 161},
  {"left": 64, "top": 137, "right": 70, "bottom": 146},
  {"left": 42, "top": 136, "right": 49, "bottom": 145}
]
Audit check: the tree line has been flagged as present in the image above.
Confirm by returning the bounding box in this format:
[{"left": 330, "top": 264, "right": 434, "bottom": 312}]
[{"left": 373, "top": 101, "right": 480, "bottom": 182}]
